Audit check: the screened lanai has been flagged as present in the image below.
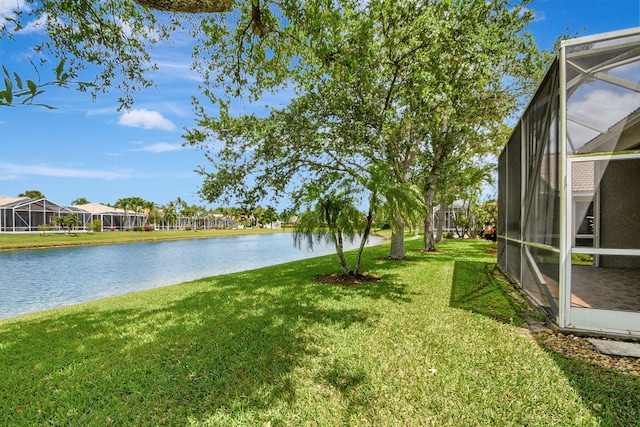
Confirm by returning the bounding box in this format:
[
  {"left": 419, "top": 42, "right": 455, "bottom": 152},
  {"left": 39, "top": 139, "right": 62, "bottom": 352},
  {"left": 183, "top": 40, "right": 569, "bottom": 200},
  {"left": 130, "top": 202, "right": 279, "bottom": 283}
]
[
  {"left": 0, "top": 198, "right": 146, "bottom": 232},
  {"left": 0, "top": 196, "right": 85, "bottom": 232},
  {"left": 498, "top": 28, "right": 640, "bottom": 337}
]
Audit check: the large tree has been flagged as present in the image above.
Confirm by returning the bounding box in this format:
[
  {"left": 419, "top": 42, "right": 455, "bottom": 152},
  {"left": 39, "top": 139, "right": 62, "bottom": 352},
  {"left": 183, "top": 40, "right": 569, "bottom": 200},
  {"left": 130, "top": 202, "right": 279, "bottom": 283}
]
[{"left": 187, "top": 0, "right": 545, "bottom": 260}]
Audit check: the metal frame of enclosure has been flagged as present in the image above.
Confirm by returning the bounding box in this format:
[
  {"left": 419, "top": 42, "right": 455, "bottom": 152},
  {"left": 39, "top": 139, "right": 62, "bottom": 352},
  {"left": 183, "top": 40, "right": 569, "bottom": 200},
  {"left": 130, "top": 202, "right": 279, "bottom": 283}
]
[
  {"left": 0, "top": 197, "right": 80, "bottom": 232},
  {"left": 498, "top": 28, "right": 640, "bottom": 337},
  {"left": 0, "top": 198, "right": 238, "bottom": 232},
  {"left": 0, "top": 198, "right": 144, "bottom": 232}
]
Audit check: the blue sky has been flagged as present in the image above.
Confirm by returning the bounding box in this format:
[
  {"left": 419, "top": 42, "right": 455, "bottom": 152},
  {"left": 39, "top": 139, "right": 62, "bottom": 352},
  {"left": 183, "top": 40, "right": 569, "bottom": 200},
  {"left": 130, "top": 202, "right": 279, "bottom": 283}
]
[{"left": 1, "top": 0, "right": 639, "bottom": 209}]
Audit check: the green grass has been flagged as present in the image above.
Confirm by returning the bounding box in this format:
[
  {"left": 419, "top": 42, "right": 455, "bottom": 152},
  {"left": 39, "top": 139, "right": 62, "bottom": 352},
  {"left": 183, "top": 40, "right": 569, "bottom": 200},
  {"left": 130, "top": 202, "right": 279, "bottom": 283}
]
[
  {"left": 0, "top": 227, "right": 284, "bottom": 251},
  {"left": 1, "top": 239, "right": 637, "bottom": 426}
]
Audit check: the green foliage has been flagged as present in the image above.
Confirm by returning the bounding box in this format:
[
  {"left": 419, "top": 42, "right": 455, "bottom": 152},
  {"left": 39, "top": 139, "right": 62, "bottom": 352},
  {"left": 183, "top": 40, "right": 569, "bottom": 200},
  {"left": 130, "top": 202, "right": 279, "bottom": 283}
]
[
  {"left": 18, "top": 189, "right": 45, "bottom": 199},
  {"left": 37, "top": 223, "right": 52, "bottom": 235},
  {"left": 1, "top": 1, "right": 181, "bottom": 108},
  {"left": 294, "top": 186, "right": 368, "bottom": 274},
  {"left": 189, "top": 0, "right": 547, "bottom": 261},
  {"left": 0, "top": 60, "right": 95, "bottom": 108},
  {"left": 53, "top": 214, "right": 80, "bottom": 233},
  {"left": 88, "top": 219, "right": 103, "bottom": 232},
  {"left": 71, "top": 197, "right": 90, "bottom": 206}
]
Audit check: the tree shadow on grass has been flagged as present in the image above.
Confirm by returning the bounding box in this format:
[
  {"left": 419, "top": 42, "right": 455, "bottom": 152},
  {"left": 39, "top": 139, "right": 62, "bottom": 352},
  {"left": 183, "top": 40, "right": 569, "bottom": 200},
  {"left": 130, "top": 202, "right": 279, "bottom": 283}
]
[
  {"left": 450, "top": 258, "right": 640, "bottom": 426},
  {"left": 0, "top": 251, "right": 415, "bottom": 426}
]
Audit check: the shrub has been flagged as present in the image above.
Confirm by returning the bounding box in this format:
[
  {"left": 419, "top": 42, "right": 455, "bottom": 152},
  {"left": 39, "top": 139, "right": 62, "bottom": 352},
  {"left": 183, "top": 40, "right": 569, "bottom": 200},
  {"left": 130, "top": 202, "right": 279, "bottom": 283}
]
[
  {"left": 38, "top": 224, "right": 52, "bottom": 235},
  {"left": 144, "top": 224, "right": 152, "bottom": 231},
  {"left": 89, "top": 219, "right": 103, "bottom": 232}
]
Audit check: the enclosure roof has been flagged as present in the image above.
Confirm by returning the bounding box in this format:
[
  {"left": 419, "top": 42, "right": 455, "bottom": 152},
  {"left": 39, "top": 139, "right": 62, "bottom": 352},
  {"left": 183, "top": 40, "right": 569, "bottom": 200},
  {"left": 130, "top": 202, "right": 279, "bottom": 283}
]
[
  {"left": 76, "top": 203, "right": 135, "bottom": 215},
  {"left": 0, "top": 196, "right": 29, "bottom": 208},
  {"left": 560, "top": 26, "right": 640, "bottom": 48},
  {"left": 0, "top": 197, "right": 71, "bottom": 212}
]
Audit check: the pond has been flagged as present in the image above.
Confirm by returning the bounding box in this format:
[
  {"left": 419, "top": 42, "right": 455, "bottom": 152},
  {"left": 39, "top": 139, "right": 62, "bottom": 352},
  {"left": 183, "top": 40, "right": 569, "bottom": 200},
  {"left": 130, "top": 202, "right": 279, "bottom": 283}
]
[{"left": 0, "top": 232, "right": 385, "bottom": 320}]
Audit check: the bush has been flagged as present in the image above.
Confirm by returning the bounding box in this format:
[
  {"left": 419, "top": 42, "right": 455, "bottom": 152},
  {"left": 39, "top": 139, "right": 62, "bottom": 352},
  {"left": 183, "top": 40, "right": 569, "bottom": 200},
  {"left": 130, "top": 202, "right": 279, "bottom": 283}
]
[
  {"left": 144, "top": 225, "right": 152, "bottom": 232},
  {"left": 89, "top": 219, "right": 103, "bottom": 232},
  {"left": 444, "top": 232, "right": 454, "bottom": 239},
  {"left": 38, "top": 224, "right": 52, "bottom": 234}
]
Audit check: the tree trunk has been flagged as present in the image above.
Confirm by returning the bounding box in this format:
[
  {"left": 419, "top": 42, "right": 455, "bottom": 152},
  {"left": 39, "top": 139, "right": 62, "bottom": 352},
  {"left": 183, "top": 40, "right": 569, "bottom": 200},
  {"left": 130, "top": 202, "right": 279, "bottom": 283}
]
[
  {"left": 422, "top": 216, "right": 436, "bottom": 252},
  {"left": 421, "top": 186, "right": 437, "bottom": 252},
  {"left": 389, "top": 219, "right": 406, "bottom": 260},
  {"left": 334, "top": 232, "right": 351, "bottom": 274},
  {"left": 354, "top": 206, "right": 374, "bottom": 275},
  {"left": 435, "top": 198, "right": 445, "bottom": 243}
]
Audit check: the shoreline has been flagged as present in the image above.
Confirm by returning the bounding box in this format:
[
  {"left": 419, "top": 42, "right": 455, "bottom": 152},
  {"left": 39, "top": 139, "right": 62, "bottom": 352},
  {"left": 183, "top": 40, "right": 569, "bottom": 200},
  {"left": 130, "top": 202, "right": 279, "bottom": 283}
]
[{"left": 0, "top": 227, "right": 289, "bottom": 252}]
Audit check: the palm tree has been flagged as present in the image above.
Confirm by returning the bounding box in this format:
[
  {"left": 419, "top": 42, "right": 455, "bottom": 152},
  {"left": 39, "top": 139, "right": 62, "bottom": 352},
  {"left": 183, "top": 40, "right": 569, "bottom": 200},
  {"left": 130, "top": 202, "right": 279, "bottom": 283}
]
[
  {"left": 19, "top": 190, "right": 45, "bottom": 199},
  {"left": 163, "top": 202, "right": 178, "bottom": 230},
  {"left": 294, "top": 188, "right": 367, "bottom": 276},
  {"left": 114, "top": 198, "right": 132, "bottom": 230},
  {"left": 71, "top": 197, "right": 89, "bottom": 205}
]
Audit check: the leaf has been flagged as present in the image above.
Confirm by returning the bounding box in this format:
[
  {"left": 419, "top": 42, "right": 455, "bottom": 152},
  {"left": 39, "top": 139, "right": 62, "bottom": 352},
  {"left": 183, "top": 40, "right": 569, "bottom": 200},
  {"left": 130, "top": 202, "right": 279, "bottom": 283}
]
[
  {"left": 55, "top": 58, "right": 66, "bottom": 81},
  {"left": 13, "top": 72, "right": 23, "bottom": 90},
  {"left": 3, "top": 78, "right": 12, "bottom": 104},
  {"left": 26, "top": 80, "right": 37, "bottom": 96},
  {"left": 1, "top": 65, "right": 9, "bottom": 79}
]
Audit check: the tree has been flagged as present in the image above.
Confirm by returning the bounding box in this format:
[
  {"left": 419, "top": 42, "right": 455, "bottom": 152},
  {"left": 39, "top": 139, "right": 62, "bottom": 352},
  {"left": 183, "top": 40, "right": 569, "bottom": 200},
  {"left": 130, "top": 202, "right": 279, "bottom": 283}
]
[
  {"left": 18, "top": 190, "right": 45, "bottom": 199},
  {"left": 293, "top": 187, "right": 368, "bottom": 276},
  {"left": 114, "top": 196, "right": 149, "bottom": 229},
  {"left": 252, "top": 205, "right": 278, "bottom": 227},
  {"left": 187, "top": 0, "right": 545, "bottom": 261},
  {"left": 54, "top": 214, "right": 80, "bottom": 234},
  {"left": 71, "top": 197, "right": 89, "bottom": 205},
  {"left": 162, "top": 201, "right": 179, "bottom": 230}
]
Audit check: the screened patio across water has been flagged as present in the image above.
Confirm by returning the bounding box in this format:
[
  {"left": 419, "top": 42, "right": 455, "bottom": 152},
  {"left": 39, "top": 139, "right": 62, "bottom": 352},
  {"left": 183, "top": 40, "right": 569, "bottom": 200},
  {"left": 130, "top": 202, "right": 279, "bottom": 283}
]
[{"left": 498, "top": 28, "right": 640, "bottom": 337}]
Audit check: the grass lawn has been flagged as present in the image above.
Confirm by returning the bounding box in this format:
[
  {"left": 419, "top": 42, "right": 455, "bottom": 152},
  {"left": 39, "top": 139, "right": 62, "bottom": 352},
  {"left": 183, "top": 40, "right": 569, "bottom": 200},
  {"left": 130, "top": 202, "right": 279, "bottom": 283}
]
[
  {"left": 1, "top": 239, "right": 637, "bottom": 426},
  {"left": 0, "top": 227, "right": 285, "bottom": 251}
]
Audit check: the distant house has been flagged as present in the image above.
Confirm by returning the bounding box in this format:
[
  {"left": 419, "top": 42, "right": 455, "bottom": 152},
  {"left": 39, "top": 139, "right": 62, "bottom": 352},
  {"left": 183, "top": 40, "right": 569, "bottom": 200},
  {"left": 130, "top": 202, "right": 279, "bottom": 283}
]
[
  {"left": 0, "top": 198, "right": 144, "bottom": 232},
  {"left": 0, "top": 196, "right": 81, "bottom": 232},
  {"left": 76, "top": 203, "right": 145, "bottom": 231},
  {"left": 498, "top": 28, "right": 640, "bottom": 337},
  {"left": 433, "top": 200, "right": 466, "bottom": 236}
]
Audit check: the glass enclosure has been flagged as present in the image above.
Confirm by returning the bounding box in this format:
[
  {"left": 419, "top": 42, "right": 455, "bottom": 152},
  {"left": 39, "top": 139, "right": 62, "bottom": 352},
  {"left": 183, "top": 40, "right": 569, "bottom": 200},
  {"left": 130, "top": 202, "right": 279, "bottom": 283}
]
[{"left": 498, "top": 28, "right": 640, "bottom": 337}]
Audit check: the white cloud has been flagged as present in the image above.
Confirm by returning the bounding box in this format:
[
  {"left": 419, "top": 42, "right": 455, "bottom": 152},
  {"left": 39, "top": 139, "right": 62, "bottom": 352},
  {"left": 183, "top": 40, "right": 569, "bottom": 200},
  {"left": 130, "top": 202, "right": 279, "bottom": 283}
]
[
  {"left": 118, "top": 109, "right": 176, "bottom": 131},
  {"left": 0, "top": 2, "right": 47, "bottom": 34},
  {"left": 131, "top": 142, "right": 183, "bottom": 153},
  {"left": 0, "top": 162, "right": 132, "bottom": 180},
  {"left": 19, "top": 13, "right": 47, "bottom": 34},
  {"left": 533, "top": 10, "right": 546, "bottom": 22},
  {"left": 0, "top": 0, "right": 26, "bottom": 17}
]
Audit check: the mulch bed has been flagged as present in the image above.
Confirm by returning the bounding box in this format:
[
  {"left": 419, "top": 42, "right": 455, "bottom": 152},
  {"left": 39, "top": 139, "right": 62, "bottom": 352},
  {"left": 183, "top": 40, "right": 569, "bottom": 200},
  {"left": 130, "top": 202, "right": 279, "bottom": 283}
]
[{"left": 315, "top": 273, "right": 382, "bottom": 286}]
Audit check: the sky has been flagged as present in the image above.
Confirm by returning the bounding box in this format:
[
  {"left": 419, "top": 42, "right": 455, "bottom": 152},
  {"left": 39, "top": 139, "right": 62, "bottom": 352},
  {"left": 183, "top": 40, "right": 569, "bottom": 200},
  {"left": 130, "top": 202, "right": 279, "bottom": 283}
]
[{"left": 1, "top": 0, "right": 639, "bottom": 209}]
